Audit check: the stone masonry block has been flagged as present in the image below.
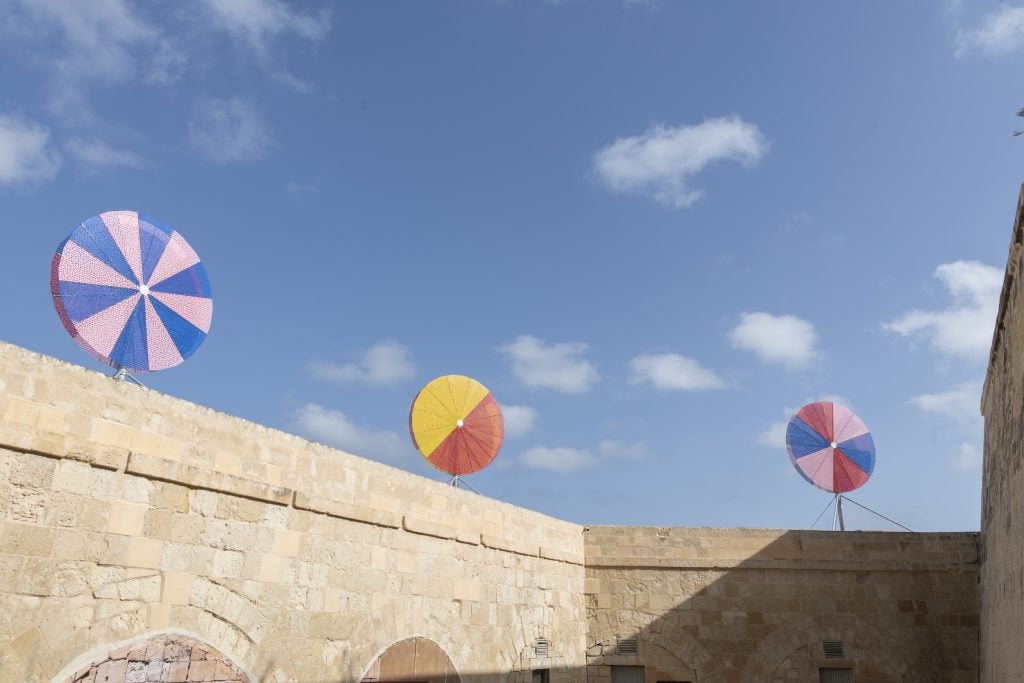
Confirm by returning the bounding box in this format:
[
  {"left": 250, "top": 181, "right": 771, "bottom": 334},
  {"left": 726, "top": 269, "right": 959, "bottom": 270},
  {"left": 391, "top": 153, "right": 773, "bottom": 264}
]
[
  {"left": 271, "top": 529, "right": 301, "bottom": 558},
  {"left": 63, "top": 438, "right": 128, "bottom": 471},
  {"left": 258, "top": 557, "right": 286, "bottom": 581},
  {"left": 162, "top": 573, "right": 196, "bottom": 605},
  {"left": 125, "top": 537, "right": 164, "bottom": 569},
  {"left": 0, "top": 522, "right": 54, "bottom": 556},
  {"left": 51, "top": 460, "right": 93, "bottom": 495},
  {"left": 89, "top": 419, "right": 139, "bottom": 451},
  {"left": 107, "top": 501, "right": 147, "bottom": 536},
  {"left": 4, "top": 397, "right": 67, "bottom": 433}
]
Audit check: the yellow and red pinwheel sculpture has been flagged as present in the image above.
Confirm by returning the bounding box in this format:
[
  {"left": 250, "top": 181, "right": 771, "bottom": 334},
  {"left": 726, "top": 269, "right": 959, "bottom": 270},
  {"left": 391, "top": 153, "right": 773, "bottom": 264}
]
[{"left": 409, "top": 375, "right": 504, "bottom": 476}]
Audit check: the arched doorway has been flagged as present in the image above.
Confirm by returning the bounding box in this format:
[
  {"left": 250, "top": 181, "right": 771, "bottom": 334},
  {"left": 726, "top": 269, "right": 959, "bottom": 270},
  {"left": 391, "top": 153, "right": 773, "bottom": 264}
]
[
  {"left": 64, "top": 633, "right": 249, "bottom": 683},
  {"left": 362, "top": 637, "right": 460, "bottom": 683}
]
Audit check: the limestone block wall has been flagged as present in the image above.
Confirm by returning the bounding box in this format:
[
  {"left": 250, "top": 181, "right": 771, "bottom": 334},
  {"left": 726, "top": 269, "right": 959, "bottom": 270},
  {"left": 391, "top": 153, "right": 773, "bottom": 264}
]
[
  {"left": 980, "top": 185, "right": 1024, "bottom": 682},
  {"left": 0, "top": 342, "right": 587, "bottom": 682},
  {"left": 583, "top": 526, "right": 979, "bottom": 683}
]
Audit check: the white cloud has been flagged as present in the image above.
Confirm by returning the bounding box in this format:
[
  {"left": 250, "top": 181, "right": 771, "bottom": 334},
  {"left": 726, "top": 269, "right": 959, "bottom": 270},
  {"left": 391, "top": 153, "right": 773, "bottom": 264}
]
[
  {"left": 955, "top": 6, "right": 1024, "bottom": 57},
  {"left": 728, "top": 312, "right": 819, "bottom": 369},
  {"left": 597, "top": 439, "right": 650, "bottom": 460},
  {"left": 203, "top": 0, "right": 330, "bottom": 50},
  {"left": 188, "top": 98, "right": 272, "bottom": 164},
  {"left": 628, "top": 352, "right": 725, "bottom": 391},
  {"left": 66, "top": 138, "right": 146, "bottom": 171},
  {"left": 201, "top": 0, "right": 330, "bottom": 91},
  {"left": 503, "top": 405, "right": 538, "bottom": 438},
  {"left": 499, "top": 335, "right": 599, "bottom": 394},
  {"left": 520, "top": 446, "right": 595, "bottom": 473},
  {"left": 593, "top": 116, "right": 768, "bottom": 208},
  {"left": 309, "top": 340, "right": 416, "bottom": 386},
  {"left": 756, "top": 419, "right": 789, "bottom": 449},
  {"left": 910, "top": 381, "right": 982, "bottom": 426},
  {"left": 0, "top": 115, "right": 62, "bottom": 185},
  {"left": 5, "top": 0, "right": 181, "bottom": 114},
  {"left": 293, "top": 403, "right": 406, "bottom": 460},
  {"left": 950, "top": 442, "right": 982, "bottom": 471},
  {"left": 883, "top": 261, "right": 1002, "bottom": 362}
]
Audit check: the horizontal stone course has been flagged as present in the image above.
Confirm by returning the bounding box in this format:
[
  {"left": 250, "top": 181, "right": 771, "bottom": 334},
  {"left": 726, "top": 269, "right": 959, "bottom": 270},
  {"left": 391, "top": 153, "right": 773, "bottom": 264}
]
[
  {"left": 293, "top": 492, "right": 399, "bottom": 529},
  {"left": 126, "top": 453, "right": 293, "bottom": 506}
]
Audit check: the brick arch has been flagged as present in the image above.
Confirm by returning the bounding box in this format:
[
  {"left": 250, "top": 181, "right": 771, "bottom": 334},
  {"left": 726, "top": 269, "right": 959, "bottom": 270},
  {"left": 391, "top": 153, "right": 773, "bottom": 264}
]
[
  {"left": 360, "top": 636, "right": 461, "bottom": 683},
  {"left": 44, "top": 575, "right": 269, "bottom": 682},
  {"left": 738, "top": 613, "right": 923, "bottom": 681},
  {"left": 55, "top": 631, "right": 251, "bottom": 683}
]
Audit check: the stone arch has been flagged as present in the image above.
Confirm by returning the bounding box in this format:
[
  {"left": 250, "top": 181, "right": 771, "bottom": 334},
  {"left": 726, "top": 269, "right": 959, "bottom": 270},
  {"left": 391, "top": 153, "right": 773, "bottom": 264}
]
[
  {"left": 348, "top": 599, "right": 479, "bottom": 683},
  {"left": 738, "top": 613, "right": 926, "bottom": 682},
  {"left": 360, "top": 636, "right": 461, "bottom": 683},
  {"left": 54, "top": 631, "right": 252, "bottom": 683},
  {"left": 42, "top": 576, "right": 269, "bottom": 682},
  {"left": 644, "top": 617, "right": 715, "bottom": 676}
]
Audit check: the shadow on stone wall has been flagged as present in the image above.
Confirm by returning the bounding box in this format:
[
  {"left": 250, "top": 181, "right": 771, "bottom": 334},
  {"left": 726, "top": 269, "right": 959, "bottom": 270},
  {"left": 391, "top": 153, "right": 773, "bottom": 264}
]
[{"left": 579, "top": 528, "right": 979, "bottom": 683}]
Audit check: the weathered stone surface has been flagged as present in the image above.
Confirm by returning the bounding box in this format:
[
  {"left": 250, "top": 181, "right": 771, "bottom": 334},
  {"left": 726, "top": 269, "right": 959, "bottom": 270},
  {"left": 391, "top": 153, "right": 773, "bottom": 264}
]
[
  {"left": 0, "top": 340, "right": 981, "bottom": 683},
  {"left": 981, "top": 184, "right": 1024, "bottom": 682}
]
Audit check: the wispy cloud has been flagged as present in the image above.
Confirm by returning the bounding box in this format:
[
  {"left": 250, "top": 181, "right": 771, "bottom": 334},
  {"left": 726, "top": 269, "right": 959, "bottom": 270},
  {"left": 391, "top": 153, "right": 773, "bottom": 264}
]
[
  {"left": 597, "top": 439, "right": 650, "bottom": 460},
  {"left": 628, "top": 352, "right": 725, "bottom": 391},
  {"left": 883, "top": 261, "right": 1001, "bottom": 362},
  {"left": 955, "top": 5, "right": 1024, "bottom": 57},
  {"left": 520, "top": 446, "right": 595, "bottom": 473},
  {"left": 503, "top": 405, "right": 538, "bottom": 437},
  {"left": 499, "top": 335, "right": 599, "bottom": 394},
  {"left": 910, "top": 380, "right": 983, "bottom": 472},
  {"left": 187, "top": 97, "right": 272, "bottom": 164},
  {"left": 309, "top": 340, "right": 416, "bottom": 386},
  {"left": 66, "top": 138, "right": 146, "bottom": 171},
  {"left": 0, "top": 114, "right": 62, "bottom": 185},
  {"left": 293, "top": 403, "right": 406, "bottom": 460},
  {"left": 729, "top": 312, "right": 820, "bottom": 369},
  {"left": 950, "top": 442, "right": 982, "bottom": 471},
  {"left": 200, "top": 0, "right": 331, "bottom": 91},
  {"left": 4, "top": 0, "right": 181, "bottom": 116},
  {"left": 910, "top": 381, "right": 981, "bottom": 426},
  {"left": 593, "top": 116, "right": 768, "bottom": 208}
]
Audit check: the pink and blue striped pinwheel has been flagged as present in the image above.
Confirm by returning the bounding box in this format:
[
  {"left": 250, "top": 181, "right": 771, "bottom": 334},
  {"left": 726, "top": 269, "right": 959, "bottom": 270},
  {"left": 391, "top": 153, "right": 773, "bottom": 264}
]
[
  {"left": 786, "top": 401, "right": 875, "bottom": 494},
  {"left": 50, "top": 211, "right": 213, "bottom": 373}
]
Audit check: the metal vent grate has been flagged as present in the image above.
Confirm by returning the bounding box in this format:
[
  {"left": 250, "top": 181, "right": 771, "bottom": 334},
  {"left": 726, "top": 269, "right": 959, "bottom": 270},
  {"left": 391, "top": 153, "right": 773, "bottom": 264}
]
[
  {"left": 822, "top": 640, "right": 844, "bottom": 659},
  {"left": 610, "top": 665, "right": 644, "bottom": 683},
  {"left": 616, "top": 638, "right": 639, "bottom": 655},
  {"left": 534, "top": 638, "right": 549, "bottom": 658},
  {"left": 819, "top": 668, "right": 853, "bottom": 683}
]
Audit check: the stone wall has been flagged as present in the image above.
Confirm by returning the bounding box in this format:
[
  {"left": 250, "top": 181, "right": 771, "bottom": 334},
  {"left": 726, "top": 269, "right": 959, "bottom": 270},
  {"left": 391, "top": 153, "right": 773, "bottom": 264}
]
[
  {"left": 0, "top": 340, "right": 984, "bottom": 682},
  {"left": 0, "top": 342, "right": 587, "bottom": 682},
  {"left": 980, "top": 185, "right": 1024, "bottom": 682},
  {"left": 583, "top": 526, "right": 978, "bottom": 682}
]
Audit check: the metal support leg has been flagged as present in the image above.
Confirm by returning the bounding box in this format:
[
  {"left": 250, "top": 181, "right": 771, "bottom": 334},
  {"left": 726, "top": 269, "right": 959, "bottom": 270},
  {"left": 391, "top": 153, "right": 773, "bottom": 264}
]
[{"left": 111, "top": 365, "right": 145, "bottom": 387}]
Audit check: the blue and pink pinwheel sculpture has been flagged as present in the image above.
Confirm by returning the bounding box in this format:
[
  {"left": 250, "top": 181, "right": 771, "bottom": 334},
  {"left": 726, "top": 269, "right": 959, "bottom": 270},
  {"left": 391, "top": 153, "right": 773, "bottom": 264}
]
[
  {"left": 785, "top": 401, "right": 875, "bottom": 494},
  {"left": 50, "top": 211, "right": 212, "bottom": 373}
]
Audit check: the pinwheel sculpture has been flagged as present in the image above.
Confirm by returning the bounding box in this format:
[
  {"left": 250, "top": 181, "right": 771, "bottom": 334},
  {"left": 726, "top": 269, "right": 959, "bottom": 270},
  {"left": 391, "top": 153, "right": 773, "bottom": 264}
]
[
  {"left": 786, "top": 400, "right": 879, "bottom": 530},
  {"left": 409, "top": 374, "right": 504, "bottom": 489},
  {"left": 51, "top": 211, "right": 212, "bottom": 382}
]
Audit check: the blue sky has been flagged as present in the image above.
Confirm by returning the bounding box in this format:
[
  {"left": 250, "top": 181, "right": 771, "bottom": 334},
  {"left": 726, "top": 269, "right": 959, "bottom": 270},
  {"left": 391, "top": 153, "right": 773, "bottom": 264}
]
[{"left": 0, "top": 0, "right": 1021, "bottom": 531}]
